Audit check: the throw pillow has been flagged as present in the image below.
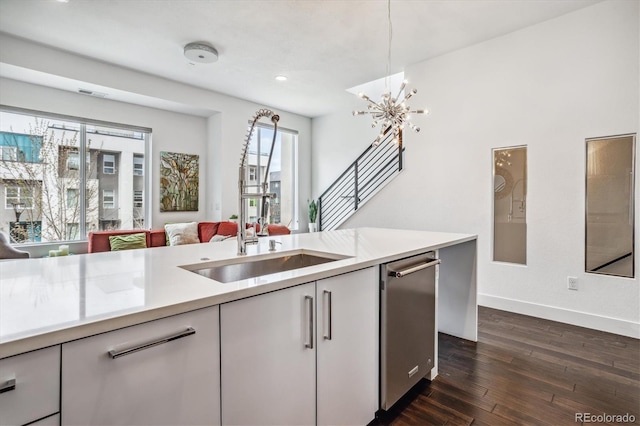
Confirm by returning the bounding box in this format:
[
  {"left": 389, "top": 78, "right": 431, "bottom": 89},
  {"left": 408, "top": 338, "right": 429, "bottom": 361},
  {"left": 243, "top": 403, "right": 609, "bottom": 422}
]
[
  {"left": 210, "top": 234, "right": 232, "bottom": 242},
  {"left": 109, "top": 233, "right": 147, "bottom": 251},
  {"left": 165, "top": 222, "right": 199, "bottom": 246}
]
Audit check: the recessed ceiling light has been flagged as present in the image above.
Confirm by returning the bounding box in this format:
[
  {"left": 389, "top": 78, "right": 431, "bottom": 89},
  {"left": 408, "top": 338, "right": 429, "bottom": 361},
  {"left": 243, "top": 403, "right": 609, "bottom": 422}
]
[
  {"left": 56, "top": 0, "right": 70, "bottom": 3},
  {"left": 275, "top": 75, "right": 288, "bottom": 82}
]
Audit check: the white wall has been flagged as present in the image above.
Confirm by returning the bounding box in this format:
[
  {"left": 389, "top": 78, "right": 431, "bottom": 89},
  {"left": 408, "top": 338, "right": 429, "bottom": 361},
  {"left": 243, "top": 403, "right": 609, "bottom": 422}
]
[
  {"left": 0, "top": 34, "right": 312, "bottom": 230},
  {"left": 312, "top": 0, "right": 640, "bottom": 337}
]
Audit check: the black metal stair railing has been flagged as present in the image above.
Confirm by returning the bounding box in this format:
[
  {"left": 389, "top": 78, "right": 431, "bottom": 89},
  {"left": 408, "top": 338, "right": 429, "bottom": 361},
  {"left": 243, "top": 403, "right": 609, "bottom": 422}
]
[{"left": 318, "top": 129, "right": 404, "bottom": 231}]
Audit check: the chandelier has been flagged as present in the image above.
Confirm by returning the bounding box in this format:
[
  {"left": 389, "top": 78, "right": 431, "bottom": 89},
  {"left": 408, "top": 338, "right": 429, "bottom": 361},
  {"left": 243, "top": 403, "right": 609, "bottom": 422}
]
[{"left": 353, "top": 0, "right": 428, "bottom": 146}]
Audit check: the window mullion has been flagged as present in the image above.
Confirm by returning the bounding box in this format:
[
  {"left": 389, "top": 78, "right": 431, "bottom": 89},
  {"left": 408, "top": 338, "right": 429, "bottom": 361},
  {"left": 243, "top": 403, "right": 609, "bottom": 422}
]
[
  {"left": 257, "top": 127, "right": 262, "bottom": 188},
  {"left": 79, "top": 124, "right": 87, "bottom": 239}
]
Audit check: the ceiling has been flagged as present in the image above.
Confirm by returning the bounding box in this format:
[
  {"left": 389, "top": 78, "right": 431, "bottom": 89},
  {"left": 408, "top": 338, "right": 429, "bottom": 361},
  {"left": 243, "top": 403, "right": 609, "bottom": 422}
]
[{"left": 0, "top": 0, "right": 601, "bottom": 117}]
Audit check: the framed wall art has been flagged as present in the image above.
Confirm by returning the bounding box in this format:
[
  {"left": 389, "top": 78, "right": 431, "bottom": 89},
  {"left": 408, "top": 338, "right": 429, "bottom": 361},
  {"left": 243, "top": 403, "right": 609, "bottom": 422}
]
[{"left": 160, "top": 151, "right": 199, "bottom": 212}]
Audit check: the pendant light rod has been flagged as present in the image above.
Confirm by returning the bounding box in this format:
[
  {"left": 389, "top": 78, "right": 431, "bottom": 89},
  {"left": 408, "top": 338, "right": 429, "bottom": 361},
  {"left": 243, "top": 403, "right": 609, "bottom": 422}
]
[{"left": 352, "top": 0, "right": 429, "bottom": 147}]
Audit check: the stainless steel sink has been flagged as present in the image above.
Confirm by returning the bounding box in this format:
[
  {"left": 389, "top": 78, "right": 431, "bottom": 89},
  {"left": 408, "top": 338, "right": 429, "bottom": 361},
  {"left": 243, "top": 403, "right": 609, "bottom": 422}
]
[{"left": 183, "top": 250, "right": 348, "bottom": 283}]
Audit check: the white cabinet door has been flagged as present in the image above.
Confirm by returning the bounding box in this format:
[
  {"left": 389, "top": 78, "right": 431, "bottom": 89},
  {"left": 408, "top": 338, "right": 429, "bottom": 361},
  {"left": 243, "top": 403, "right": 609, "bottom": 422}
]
[
  {"left": 317, "top": 267, "right": 378, "bottom": 426},
  {"left": 0, "top": 345, "right": 60, "bottom": 426},
  {"left": 220, "top": 282, "right": 316, "bottom": 426},
  {"left": 61, "top": 306, "right": 220, "bottom": 426}
]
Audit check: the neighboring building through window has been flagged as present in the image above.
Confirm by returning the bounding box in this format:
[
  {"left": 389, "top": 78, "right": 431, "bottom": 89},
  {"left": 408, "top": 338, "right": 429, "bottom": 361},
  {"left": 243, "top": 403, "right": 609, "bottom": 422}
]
[
  {"left": 0, "top": 108, "right": 150, "bottom": 244},
  {"left": 246, "top": 125, "right": 298, "bottom": 229}
]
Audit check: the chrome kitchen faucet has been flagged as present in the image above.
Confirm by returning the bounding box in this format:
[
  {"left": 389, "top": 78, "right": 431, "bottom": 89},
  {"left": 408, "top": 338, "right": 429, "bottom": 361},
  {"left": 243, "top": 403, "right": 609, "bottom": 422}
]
[{"left": 237, "top": 109, "right": 280, "bottom": 255}]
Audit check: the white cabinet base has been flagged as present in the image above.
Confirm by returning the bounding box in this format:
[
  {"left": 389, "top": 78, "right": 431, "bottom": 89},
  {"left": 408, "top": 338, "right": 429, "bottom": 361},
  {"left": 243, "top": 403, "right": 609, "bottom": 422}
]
[
  {"left": 221, "top": 282, "right": 316, "bottom": 426},
  {"left": 0, "top": 345, "right": 60, "bottom": 426},
  {"left": 317, "top": 267, "right": 378, "bottom": 426},
  {"left": 61, "top": 306, "right": 220, "bottom": 426}
]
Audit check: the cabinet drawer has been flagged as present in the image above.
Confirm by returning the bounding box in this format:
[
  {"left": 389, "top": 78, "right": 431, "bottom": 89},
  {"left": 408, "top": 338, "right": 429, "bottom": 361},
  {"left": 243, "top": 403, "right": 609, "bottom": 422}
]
[
  {"left": 0, "top": 345, "right": 60, "bottom": 426},
  {"left": 61, "top": 306, "right": 220, "bottom": 426}
]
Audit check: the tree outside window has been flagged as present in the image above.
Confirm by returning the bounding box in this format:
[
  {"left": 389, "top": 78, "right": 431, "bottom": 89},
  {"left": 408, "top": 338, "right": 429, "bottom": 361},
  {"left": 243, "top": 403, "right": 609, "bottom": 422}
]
[{"left": 0, "top": 110, "right": 149, "bottom": 244}]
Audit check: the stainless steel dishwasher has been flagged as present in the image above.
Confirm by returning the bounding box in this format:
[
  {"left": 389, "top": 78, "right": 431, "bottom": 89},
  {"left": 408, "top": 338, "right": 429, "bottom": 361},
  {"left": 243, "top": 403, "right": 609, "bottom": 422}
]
[{"left": 380, "top": 252, "right": 440, "bottom": 410}]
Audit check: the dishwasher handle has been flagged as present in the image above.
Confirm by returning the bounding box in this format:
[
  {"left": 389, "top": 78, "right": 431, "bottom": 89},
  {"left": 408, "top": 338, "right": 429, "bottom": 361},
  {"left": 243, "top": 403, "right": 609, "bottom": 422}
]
[{"left": 388, "top": 259, "right": 440, "bottom": 278}]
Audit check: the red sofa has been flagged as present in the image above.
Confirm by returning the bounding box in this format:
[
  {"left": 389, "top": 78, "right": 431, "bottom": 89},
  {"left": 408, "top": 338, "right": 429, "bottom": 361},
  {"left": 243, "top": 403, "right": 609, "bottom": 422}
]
[{"left": 88, "top": 221, "right": 290, "bottom": 253}]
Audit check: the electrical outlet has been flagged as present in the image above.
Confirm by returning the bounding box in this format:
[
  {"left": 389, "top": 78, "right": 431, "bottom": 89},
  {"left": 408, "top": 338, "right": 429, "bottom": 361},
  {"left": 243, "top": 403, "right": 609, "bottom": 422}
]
[{"left": 567, "top": 276, "right": 578, "bottom": 290}]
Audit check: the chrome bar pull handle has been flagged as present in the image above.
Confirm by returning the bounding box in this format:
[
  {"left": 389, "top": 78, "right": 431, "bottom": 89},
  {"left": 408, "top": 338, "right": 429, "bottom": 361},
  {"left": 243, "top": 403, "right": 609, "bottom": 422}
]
[
  {"left": 388, "top": 259, "right": 440, "bottom": 278},
  {"left": 304, "top": 295, "right": 314, "bottom": 349},
  {"left": 323, "top": 290, "right": 332, "bottom": 340},
  {"left": 0, "top": 378, "right": 16, "bottom": 394},
  {"left": 108, "top": 327, "right": 196, "bottom": 359}
]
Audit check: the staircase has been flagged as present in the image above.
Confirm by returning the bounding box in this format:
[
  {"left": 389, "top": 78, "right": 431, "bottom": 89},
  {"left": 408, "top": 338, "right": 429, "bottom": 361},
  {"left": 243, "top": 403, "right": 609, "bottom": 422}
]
[{"left": 318, "top": 129, "right": 404, "bottom": 231}]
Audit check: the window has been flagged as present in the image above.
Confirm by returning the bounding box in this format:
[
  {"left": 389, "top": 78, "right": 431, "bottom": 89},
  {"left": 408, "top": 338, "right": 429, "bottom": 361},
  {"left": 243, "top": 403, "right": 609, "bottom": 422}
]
[
  {"left": 133, "top": 156, "right": 144, "bottom": 176},
  {"left": 61, "top": 148, "right": 90, "bottom": 173},
  {"left": 0, "top": 108, "right": 150, "bottom": 244},
  {"left": 103, "top": 189, "right": 115, "bottom": 209},
  {"left": 5, "top": 186, "right": 33, "bottom": 209},
  {"left": 247, "top": 125, "right": 298, "bottom": 228},
  {"left": 1, "top": 132, "right": 42, "bottom": 163},
  {"left": 103, "top": 154, "right": 115, "bottom": 174},
  {"left": 67, "top": 188, "right": 79, "bottom": 209},
  {"left": 133, "top": 190, "right": 143, "bottom": 208},
  {"left": 0, "top": 146, "right": 17, "bottom": 161},
  {"left": 67, "top": 151, "right": 79, "bottom": 170}
]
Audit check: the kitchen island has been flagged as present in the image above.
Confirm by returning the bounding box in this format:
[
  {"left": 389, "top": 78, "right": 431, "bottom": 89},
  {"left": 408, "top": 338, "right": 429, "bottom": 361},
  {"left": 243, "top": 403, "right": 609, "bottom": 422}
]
[{"left": 0, "top": 227, "right": 477, "bottom": 425}]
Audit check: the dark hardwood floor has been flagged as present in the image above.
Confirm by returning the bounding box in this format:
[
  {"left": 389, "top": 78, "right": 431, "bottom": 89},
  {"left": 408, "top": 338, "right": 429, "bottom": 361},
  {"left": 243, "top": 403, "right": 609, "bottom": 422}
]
[{"left": 374, "top": 307, "right": 640, "bottom": 426}]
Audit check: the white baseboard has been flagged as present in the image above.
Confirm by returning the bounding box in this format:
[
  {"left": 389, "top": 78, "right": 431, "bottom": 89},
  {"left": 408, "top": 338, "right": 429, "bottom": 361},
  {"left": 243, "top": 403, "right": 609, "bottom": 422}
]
[{"left": 478, "top": 293, "right": 640, "bottom": 339}]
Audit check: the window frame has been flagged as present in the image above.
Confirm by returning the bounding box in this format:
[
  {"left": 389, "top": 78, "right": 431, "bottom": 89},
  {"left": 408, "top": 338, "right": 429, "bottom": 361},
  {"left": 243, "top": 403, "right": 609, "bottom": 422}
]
[
  {"left": 247, "top": 123, "right": 299, "bottom": 229},
  {"left": 0, "top": 104, "right": 152, "bottom": 244}
]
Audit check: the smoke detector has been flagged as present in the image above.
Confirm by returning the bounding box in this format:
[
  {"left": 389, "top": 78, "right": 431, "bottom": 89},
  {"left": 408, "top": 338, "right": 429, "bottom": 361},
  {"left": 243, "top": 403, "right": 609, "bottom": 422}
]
[{"left": 184, "top": 42, "right": 218, "bottom": 64}]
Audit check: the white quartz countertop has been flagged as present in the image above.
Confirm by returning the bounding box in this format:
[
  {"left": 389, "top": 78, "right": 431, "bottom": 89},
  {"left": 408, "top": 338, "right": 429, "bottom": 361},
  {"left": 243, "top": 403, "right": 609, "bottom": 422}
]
[{"left": 0, "top": 227, "right": 476, "bottom": 358}]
